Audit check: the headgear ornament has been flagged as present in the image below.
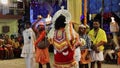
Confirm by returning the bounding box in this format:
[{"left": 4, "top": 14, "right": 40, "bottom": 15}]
[
  {"left": 79, "top": 24, "right": 86, "bottom": 28},
  {"left": 52, "top": 6, "right": 71, "bottom": 24}
]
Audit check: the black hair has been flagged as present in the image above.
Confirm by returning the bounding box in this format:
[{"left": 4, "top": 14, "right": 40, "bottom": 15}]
[
  {"left": 93, "top": 19, "right": 101, "bottom": 27},
  {"left": 25, "top": 21, "right": 31, "bottom": 26},
  {"left": 93, "top": 19, "right": 100, "bottom": 23},
  {"left": 55, "top": 14, "right": 66, "bottom": 30},
  {"left": 108, "top": 33, "right": 113, "bottom": 39}
]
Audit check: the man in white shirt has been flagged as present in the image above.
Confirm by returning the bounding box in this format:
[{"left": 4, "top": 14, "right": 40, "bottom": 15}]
[{"left": 21, "top": 22, "right": 36, "bottom": 68}]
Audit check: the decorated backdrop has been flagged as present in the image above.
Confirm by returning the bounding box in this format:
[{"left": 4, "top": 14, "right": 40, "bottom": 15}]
[{"left": 30, "top": 0, "right": 67, "bottom": 23}]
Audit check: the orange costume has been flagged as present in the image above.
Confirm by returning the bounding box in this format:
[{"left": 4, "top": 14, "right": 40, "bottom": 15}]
[
  {"left": 117, "top": 51, "right": 120, "bottom": 64},
  {"left": 34, "top": 30, "right": 50, "bottom": 64}
]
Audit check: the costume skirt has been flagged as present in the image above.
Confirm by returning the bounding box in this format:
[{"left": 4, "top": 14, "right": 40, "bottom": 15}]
[
  {"left": 35, "top": 47, "right": 50, "bottom": 64},
  {"left": 53, "top": 61, "right": 77, "bottom": 68}
]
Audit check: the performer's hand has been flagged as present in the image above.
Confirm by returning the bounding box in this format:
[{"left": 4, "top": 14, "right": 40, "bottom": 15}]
[{"left": 94, "top": 46, "right": 99, "bottom": 53}]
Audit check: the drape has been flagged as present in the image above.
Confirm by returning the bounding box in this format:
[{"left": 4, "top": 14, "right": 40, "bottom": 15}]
[{"left": 67, "top": 0, "right": 82, "bottom": 31}]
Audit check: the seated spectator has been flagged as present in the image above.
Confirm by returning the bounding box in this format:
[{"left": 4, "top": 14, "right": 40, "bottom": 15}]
[
  {"left": 13, "top": 38, "right": 22, "bottom": 58},
  {"left": 0, "top": 39, "right": 4, "bottom": 59},
  {"left": 104, "top": 33, "right": 116, "bottom": 63},
  {"left": 4, "top": 35, "right": 14, "bottom": 59}
]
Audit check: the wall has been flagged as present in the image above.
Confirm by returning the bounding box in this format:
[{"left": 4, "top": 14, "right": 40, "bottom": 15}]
[{"left": 0, "top": 19, "right": 18, "bottom": 36}]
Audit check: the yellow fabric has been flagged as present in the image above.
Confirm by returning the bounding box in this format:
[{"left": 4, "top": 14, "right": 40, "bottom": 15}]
[
  {"left": 88, "top": 28, "right": 107, "bottom": 51},
  {"left": 67, "top": 0, "right": 82, "bottom": 31},
  {"left": 53, "top": 41, "right": 68, "bottom": 50},
  {"left": 14, "top": 42, "right": 20, "bottom": 48}
]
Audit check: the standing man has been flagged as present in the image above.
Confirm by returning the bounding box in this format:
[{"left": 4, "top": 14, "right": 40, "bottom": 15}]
[
  {"left": 21, "top": 22, "right": 36, "bottom": 68},
  {"left": 32, "top": 16, "right": 51, "bottom": 68},
  {"left": 88, "top": 19, "right": 107, "bottom": 68},
  {"left": 79, "top": 24, "right": 91, "bottom": 68}
]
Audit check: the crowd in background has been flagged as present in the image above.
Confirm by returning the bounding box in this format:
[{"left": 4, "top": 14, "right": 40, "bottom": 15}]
[{"left": 0, "top": 33, "right": 23, "bottom": 59}]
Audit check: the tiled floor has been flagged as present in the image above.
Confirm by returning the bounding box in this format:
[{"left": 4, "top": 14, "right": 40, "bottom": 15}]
[{"left": 0, "top": 53, "right": 120, "bottom": 68}]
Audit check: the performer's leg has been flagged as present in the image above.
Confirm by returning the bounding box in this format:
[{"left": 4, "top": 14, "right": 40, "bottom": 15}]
[
  {"left": 39, "top": 63, "right": 42, "bottom": 68},
  {"left": 76, "top": 61, "right": 80, "bottom": 68},
  {"left": 79, "top": 64, "right": 84, "bottom": 68},
  {"left": 97, "top": 61, "right": 102, "bottom": 68},
  {"left": 79, "top": 61, "right": 81, "bottom": 68},
  {"left": 31, "top": 57, "right": 36, "bottom": 68},
  {"left": 91, "top": 62, "right": 95, "bottom": 68},
  {"left": 28, "top": 57, "right": 32, "bottom": 68},
  {"left": 25, "top": 56, "right": 36, "bottom": 68},
  {"left": 25, "top": 57, "right": 29, "bottom": 68},
  {"left": 46, "top": 63, "right": 51, "bottom": 68},
  {"left": 85, "top": 64, "right": 89, "bottom": 68}
]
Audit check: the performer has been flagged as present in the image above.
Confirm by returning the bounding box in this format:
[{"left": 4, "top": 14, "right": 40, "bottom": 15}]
[
  {"left": 21, "top": 22, "right": 36, "bottom": 68},
  {"left": 32, "top": 16, "right": 51, "bottom": 68},
  {"left": 88, "top": 19, "right": 107, "bottom": 68},
  {"left": 47, "top": 6, "right": 82, "bottom": 68},
  {"left": 79, "top": 24, "right": 91, "bottom": 68}
]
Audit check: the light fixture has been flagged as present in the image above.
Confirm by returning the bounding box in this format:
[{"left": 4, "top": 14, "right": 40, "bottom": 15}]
[
  {"left": 17, "top": 0, "right": 23, "bottom": 2},
  {"left": 1, "top": 0, "right": 8, "bottom": 5}
]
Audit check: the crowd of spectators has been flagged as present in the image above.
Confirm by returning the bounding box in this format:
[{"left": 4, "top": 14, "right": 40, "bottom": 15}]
[{"left": 0, "top": 34, "right": 23, "bottom": 59}]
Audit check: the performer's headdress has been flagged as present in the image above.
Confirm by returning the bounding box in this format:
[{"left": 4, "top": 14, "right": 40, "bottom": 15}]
[
  {"left": 48, "top": 6, "right": 78, "bottom": 42},
  {"left": 52, "top": 6, "right": 71, "bottom": 25},
  {"left": 79, "top": 24, "right": 86, "bottom": 28},
  {"left": 37, "top": 15, "right": 42, "bottom": 19},
  {"left": 48, "top": 6, "right": 82, "bottom": 49}
]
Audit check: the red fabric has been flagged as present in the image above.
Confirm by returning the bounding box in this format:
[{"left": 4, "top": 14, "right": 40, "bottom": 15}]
[
  {"left": 54, "top": 47, "right": 74, "bottom": 63},
  {"left": 34, "top": 31, "right": 45, "bottom": 46},
  {"left": 118, "top": 52, "right": 120, "bottom": 64},
  {"left": 0, "top": 47, "right": 3, "bottom": 50}
]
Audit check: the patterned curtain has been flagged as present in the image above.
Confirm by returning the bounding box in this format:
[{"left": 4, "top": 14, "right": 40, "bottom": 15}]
[{"left": 83, "top": 0, "right": 120, "bottom": 14}]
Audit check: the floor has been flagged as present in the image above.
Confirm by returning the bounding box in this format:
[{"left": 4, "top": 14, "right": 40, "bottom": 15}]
[{"left": 0, "top": 53, "right": 120, "bottom": 68}]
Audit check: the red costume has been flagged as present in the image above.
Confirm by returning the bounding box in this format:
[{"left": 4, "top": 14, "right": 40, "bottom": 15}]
[{"left": 48, "top": 6, "right": 81, "bottom": 68}]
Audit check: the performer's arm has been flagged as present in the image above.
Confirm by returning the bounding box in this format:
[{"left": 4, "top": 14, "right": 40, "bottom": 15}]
[
  {"left": 32, "top": 19, "right": 41, "bottom": 33},
  {"left": 96, "top": 41, "right": 106, "bottom": 47},
  {"left": 34, "top": 31, "right": 45, "bottom": 46}
]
